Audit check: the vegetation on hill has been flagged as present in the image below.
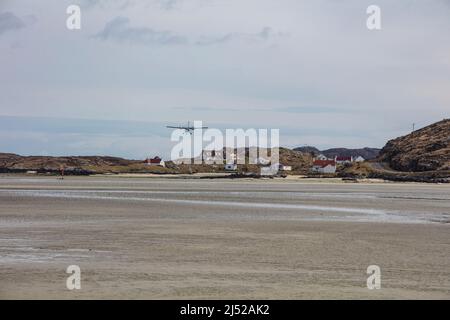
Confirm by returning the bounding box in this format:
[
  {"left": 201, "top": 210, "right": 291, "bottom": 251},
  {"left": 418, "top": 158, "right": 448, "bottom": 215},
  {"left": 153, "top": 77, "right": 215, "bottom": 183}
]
[
  {"left": 0, "top": 148, "right": 313, "bottom": 175},
  {"left": 378, "top": 119, "right": 449, "bottom": 172}
]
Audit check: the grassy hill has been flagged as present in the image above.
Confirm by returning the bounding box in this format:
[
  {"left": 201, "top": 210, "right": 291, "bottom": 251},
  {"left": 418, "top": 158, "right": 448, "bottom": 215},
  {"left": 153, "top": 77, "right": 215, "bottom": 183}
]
[
  {"left": 378, "top": 119, "right": 449, "bottom": 171},
  {"left": 0, "top": 153, "right": 173, "bottom": 175},
  {"left": 0, "top": 147, "right": 313, "bottom": 175}
]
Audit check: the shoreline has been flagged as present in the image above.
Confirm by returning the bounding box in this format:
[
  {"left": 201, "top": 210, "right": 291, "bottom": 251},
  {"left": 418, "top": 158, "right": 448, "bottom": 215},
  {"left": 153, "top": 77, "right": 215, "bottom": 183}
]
[{"left": 1, "top": 172, "right": 447, "bottom": 185}]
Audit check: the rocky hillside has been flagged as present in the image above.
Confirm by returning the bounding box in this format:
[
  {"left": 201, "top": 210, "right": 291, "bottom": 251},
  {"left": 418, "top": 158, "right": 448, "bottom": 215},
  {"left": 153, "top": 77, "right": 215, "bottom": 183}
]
[
  {"left": 0, "top": 153, "right": 170, "bottom": 175},
  {"left": 279, "top": 148, "right": 313, "bottom": 173},
  {"left": 294, "top": 146, "right": 380, "bottom": 160},
  {"left": 0, "top": 148, "right": 313, "bottom": 175},
  {"left": 378, "top": 119, "right": 450, "bottom": 172},
  {"left": 293, "top": 146, "right": 321, "bottom": 155}
]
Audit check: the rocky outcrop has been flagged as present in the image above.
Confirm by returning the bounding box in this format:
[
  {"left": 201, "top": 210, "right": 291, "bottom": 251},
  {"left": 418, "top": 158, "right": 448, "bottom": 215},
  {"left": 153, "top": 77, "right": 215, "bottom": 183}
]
[
  {"left": 0, "top": 153, "right": 157, "bottom": 175},
  {"left": 277, "top": 148, "right": 312, "bottom": 170},
  {"left": 378, "top": 119, "right": 450, "bottom": 172}
]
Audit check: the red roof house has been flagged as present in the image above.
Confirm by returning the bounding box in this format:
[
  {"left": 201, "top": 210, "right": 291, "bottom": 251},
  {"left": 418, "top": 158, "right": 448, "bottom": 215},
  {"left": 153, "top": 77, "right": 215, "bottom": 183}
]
[
  {"left": 144, "top": 156, "right": 165, "bottom": 167},
  {"left": 313, "top": 160, "right": 336, "bottom": 168},
  {"left": 312, "top": 160, "right": 336, "bottom": 173},
  {"left": 335, "top": 156, "right": 353, "bottom": 163}
]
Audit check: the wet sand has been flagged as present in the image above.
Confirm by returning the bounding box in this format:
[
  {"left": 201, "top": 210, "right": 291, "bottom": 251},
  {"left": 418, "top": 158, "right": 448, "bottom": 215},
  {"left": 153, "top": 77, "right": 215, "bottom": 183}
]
[{"left": 0, "top": 175, "right": 449, "bottom": 299}]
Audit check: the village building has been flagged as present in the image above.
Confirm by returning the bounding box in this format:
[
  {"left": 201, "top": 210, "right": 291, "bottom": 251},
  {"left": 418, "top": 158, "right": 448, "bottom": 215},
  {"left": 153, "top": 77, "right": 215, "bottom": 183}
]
[
  {"left": 354, "top": 156, "right": 365, "bottom": 162},
  {"left": 144, "top": 156, "right": 165, "bottom": 167},
  {"left": 315, "top": 154, "right": 329, "bottom": 161},
  {"left": 335, "top": 156, "right": 353, "bottom": 164},
  {"left": 312, "top": 159, "right": 337, "bottom": 174},
  {"left": 278, "top": 164, "right": 292, "bottom": 171},
  {"left": 260, "top": 164, "right": 279, "bottom": 176}
]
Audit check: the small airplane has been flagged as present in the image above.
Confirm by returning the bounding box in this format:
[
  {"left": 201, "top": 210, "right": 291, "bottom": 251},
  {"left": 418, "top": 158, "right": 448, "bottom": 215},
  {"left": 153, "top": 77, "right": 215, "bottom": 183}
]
[{"left": 166, "top": 121, "right": 208, "bottom": 135}]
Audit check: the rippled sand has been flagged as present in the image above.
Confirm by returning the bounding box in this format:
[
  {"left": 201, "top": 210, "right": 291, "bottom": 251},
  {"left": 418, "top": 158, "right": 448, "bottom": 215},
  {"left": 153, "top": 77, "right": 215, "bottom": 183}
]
[{"left": 0, "top": 176, "right": 449, "bottom": 299}]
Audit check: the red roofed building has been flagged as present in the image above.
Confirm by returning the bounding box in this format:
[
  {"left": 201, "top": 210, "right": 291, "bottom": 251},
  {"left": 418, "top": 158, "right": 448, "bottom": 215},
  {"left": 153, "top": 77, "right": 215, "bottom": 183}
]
[
  {"left": 144, "top": 156, "right": 165, "bottom": 167},
  {"left": 312, "top": 159, "right": 336, "bottom": 174},
  {"left": 335, "top": 156, "right": 353, "bottom": 164}
]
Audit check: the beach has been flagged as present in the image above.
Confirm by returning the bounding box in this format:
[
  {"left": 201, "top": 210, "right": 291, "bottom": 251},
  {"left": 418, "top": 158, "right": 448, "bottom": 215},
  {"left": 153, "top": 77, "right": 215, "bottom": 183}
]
[{"left": 0, "top": 175, "right": 449, "bottom": 299}]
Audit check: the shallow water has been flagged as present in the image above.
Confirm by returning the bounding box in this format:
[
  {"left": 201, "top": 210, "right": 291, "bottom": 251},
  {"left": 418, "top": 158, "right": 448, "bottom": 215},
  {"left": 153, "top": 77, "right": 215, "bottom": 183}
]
[{"left": 1, "top": 180, "right": 449, "bottom": 224}]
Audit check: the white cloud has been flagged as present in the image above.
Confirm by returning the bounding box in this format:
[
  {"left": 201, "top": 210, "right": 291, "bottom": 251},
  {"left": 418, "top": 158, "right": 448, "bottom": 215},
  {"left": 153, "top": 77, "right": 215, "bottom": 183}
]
[{"left": 93, "top": 16, "right": 188, "bottom": 45}]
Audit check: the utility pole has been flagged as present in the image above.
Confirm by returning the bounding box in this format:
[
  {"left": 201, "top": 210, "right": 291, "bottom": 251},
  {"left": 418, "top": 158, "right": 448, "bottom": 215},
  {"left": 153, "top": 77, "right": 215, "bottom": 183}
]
[{"left": 412, "top": 123, "right": 415, "bottom": 133}]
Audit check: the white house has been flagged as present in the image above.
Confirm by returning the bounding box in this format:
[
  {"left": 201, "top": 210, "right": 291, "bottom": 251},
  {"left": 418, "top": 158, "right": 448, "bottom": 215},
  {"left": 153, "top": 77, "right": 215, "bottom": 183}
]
[
  {"left": 316, "top": 154, "right": 328, "bottom": 161},
  {"left": 278, "top": 164, "right": 292, "bottom": 171},
  {"left": 354, "top": 156, "right": 365, "bottom": 162},
  {"left": 270, "top": 163, "right": 292, "bottom": 172},
  {"left": 260, "top": 164, "right": 279, "bottom": 176},
  {"left": 312, "top": 160, "right": 337, "bottom": 174},
  {"left": 145, "top": 156, "right": 165, "bottom": 167}
]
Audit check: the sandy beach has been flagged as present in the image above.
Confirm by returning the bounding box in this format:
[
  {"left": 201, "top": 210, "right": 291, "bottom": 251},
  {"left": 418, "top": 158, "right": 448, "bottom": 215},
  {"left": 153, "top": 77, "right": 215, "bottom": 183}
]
[{"left": 0, "top": 175, "right": 449, "bottom": 299}]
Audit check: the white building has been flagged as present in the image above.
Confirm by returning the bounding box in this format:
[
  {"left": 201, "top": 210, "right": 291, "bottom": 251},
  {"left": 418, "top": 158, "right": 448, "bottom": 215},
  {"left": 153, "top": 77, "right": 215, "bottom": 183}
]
[
  {"left": 335, "top": 156, "right": 353, "bottom": 164},
  {"left": 316, "top": 154, "right": 328, "bottom": 160},
  {"left": 278, "top": 164, "right": 292, "bottom": 171},
  {"left": 260, "top": 164, "right": 279, "bottom": 176},
  {"left": 312, "top": 160, "right": 337, "bottom": 174},
  {"left": 354, "top": 156, "right": 365, "bottom": 162},
  {"left": 145, "top": 156, "right": 165, "bottom": 167}
]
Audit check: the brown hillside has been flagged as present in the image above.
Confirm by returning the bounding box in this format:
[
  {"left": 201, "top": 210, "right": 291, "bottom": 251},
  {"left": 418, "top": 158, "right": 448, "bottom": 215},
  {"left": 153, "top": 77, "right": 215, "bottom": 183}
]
[
  {"left": 0, "top": 148, "right": 313, "bottom": 175},
  {"left": 378, "top": 119, "right": 450, "bottom": 171},
  {"left": 0, "top": 154, "right": 173, "bottom": 174}
]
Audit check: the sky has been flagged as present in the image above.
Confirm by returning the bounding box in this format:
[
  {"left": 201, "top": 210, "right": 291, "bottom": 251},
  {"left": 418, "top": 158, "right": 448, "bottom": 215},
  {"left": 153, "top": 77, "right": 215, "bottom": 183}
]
[{"left": 0, "top": 0, "right": 449, "bottom": 159}]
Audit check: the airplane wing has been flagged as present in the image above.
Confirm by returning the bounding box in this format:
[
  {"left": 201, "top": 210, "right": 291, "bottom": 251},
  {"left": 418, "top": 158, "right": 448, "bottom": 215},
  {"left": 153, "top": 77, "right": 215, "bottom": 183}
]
[{"left": 166, "top": 125, "right": 208, "bottom": 130}]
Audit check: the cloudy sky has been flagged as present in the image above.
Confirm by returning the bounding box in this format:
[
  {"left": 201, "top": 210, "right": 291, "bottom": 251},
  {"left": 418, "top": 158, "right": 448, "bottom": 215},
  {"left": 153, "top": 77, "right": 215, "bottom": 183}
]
[{"left": 0, "top": 0, "right": 449, "bottom": 159}]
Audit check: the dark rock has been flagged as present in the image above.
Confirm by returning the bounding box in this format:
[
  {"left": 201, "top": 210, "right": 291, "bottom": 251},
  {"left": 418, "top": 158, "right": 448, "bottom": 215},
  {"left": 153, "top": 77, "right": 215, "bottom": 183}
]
[{"left": 378, "top": 119, "right": 450, "bottom": 172}]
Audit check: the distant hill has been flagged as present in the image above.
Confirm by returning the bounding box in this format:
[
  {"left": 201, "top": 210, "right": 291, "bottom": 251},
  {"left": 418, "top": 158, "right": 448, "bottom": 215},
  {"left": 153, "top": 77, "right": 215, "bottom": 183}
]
[
  {"left": 0, "top": 147, "right": 314, "bottom": 175},
  {"left": 293, "top": 146, "right": 320, "bottom": 155},
  {"left": 378, "top": 119, "right": 450, "bottom": 172},
  {"left": 0, "top": 153, "right": 168, "bottom": 175},
  {"left": 293, "top": 146, "right": 380, "bottom": 160}
]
